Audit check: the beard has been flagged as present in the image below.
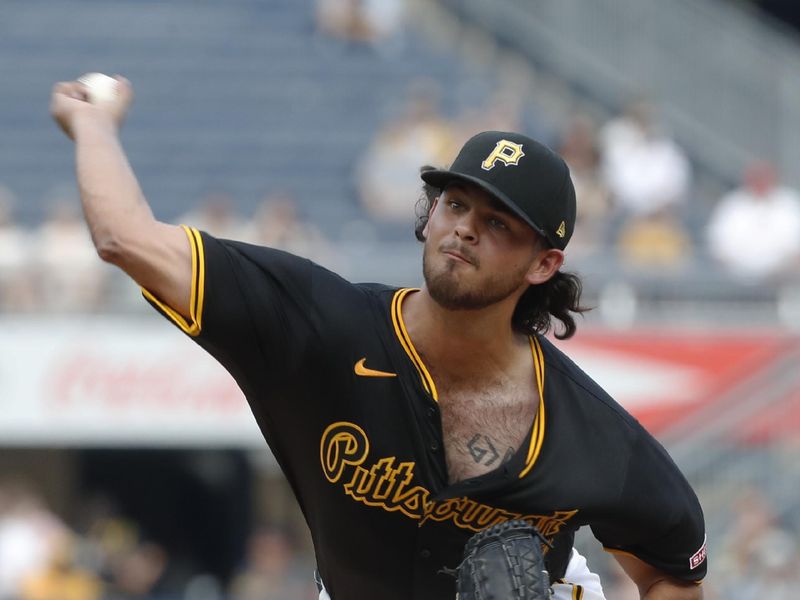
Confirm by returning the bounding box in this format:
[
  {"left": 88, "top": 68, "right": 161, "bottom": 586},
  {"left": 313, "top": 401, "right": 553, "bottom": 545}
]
[{"left": 422, "top": 242, "right": 529, "bottom": 310}]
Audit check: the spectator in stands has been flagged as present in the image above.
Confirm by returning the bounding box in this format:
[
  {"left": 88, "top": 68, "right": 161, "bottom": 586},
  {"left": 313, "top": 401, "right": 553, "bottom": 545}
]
[
  {"left": 34, "top": 191, "right": 107, "bottom": 312},
  {"left": 0, "top": 185, "right": 37, "bottom": 311},
  {"left": 356, "top": 79, "right": 455, "bottom": 225},
  {"left": 19, "top": 534, "right": 102, "bottom": 600},
  {"left": 453, "top": 87, "right": 526, "bottom": 145},
  {"left": 0, "top": 482, "right": 70, "bottom": 600},
  {"left": 707, "top": 160, "right": 800, "bottom": 282},
  {"left": 616, "top": 208, "right": 693, "bottom": 270},
  {"left": 715, "top": 487, "right": 800, "bottom": 599},
  {"left": 72, "top": 497, "right": 187, "bottom": 600},
  {"left": 228, "top": 525, "right": 316, "bottom": 600},
  {"left": 316, "top": 0, "right": 405, "bottom": 52},
  {"left": 104, "top": 540, "right": 172, "bottom": 600},
  {"left": 558, "top": 114, "right": 611, "bottom": 257},
  {"left": 75, "top": 498, "right": 139, "bottom": 588},
  {"left": 317, "top": 0, "right": 364, "bottom": 42},
  {"left": 600, "top": 99, "right": 691, "bottom": 217},
  {"left": 240, "top": 193, "right": 335, "bottom": 268},
  {"left": 178, "top": 190, "right": 246, "bottom": 240}
]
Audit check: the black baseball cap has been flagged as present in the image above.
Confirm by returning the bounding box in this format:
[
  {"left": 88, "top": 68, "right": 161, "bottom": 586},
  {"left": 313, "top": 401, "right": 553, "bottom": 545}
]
[{"left": 420, "top": 131, "right": 576, "bottom": 250}]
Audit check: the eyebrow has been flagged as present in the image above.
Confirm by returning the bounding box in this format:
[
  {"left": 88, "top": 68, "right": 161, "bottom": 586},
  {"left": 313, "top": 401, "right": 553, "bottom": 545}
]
[{"left": 446, "top": 184, "right": 518, "bottom": 218}]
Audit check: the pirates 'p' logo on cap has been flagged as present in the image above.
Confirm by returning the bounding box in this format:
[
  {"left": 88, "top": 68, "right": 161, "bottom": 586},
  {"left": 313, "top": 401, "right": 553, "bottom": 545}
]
[
  {"left": 556, "top": 221, "right": 566, "bottom": 239},
  {"left": 481, "top": 140, "right": 525, "bottom": 171}
]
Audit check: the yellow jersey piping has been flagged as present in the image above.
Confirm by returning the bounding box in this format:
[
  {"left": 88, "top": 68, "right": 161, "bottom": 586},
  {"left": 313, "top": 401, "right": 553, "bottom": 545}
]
[
  {"left": 391, "top": 288, "right": 437, "bottom": 398},
  {"left": 519, "top": 336, "right": 546, "bottom": 479},
  {"left": 141, "top": 225, "right": 205, "bottom": 337}
]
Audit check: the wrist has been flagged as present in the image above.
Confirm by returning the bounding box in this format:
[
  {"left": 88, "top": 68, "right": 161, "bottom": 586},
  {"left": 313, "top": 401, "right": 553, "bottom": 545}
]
[{"left": 72, "top": 109, "right": 118, "bottom": 140}]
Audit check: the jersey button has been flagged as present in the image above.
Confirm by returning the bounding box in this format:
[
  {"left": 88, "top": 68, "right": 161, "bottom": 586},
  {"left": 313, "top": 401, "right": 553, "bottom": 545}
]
[
  {"left": 430, "top": 441, "right": 439, "bottom": 452},
  {"left": 427, "top": 407, "right": 436, "bottom": 419},
  {"left": 420, "top": 548, "right": 431, "bottom": 559}
]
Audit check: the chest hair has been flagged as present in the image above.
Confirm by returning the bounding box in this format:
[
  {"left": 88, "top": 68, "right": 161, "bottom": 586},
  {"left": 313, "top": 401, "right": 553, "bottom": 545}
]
[{"left": 434, "top": 372, "right": 537, "bottom": 483}]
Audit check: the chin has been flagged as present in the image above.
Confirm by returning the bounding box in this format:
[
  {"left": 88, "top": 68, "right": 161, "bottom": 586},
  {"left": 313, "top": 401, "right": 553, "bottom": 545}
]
[
  {"left": 426, "top": 272, "right": 493, "bottom": 311},
  {"left": 424, "top": 261, "right": 525, "bottom": 312}
]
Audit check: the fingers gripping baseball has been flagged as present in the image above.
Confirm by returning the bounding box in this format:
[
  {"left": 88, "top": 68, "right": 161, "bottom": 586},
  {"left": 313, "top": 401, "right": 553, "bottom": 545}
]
[{"left": 50, "top": 74, "right": 133, "bottom": 139}]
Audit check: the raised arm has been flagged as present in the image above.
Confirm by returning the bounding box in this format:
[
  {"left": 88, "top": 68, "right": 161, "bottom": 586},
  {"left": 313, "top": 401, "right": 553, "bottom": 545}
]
[{"left": 50, "top": 76, "right": 192, "bottom": 317}]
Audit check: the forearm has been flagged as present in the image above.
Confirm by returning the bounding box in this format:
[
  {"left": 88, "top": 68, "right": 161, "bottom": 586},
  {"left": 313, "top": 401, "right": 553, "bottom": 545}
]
[
  {"left": 52, "top": 76, "right": 192, "bottom": 314},
  {"left": 642, "top": 580, "right": 702, "bottom": 599},
  {"left": 615, "top": 553, "right": 702, "bottom": 600},
  {"left": 72, "top": 113, "right": 155, "bottom": 258}
]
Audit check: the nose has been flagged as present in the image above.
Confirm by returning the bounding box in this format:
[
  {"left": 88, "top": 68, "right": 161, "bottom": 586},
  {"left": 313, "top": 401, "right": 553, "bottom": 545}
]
[{"left": 454, "top": 215, "right": 478, "bottom": 243}]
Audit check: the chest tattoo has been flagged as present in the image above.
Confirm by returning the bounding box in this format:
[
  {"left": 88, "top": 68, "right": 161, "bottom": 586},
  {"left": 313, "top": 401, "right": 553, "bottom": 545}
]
[
  {"left": 466, "top": 433, "right": 515, "bottom": 467},
  {"left": 436, "top": 380, "right": 536, "bottom": 483}
]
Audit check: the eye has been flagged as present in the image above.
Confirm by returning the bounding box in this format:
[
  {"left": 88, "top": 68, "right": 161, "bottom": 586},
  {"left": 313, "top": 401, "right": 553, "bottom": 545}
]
[
  {"left": 488, "top": 218, "right": 509, "bottom": 230},
  {"left": 448, "top": 200, "right": 463, "bottom": 210}
]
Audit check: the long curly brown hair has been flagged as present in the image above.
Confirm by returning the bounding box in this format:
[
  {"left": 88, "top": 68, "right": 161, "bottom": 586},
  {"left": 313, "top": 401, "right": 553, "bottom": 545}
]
[{"left": 414, "top": 166, "right": 589, "bottom": 339}]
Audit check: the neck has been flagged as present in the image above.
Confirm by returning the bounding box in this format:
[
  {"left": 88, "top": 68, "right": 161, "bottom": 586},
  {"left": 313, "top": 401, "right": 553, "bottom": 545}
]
[{"left": 402, "top": 287, "right": 528, "bottom": 372}]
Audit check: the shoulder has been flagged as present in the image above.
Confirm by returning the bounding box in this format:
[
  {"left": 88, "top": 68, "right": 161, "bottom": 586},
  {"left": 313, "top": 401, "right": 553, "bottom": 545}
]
[
  {"left": 537, "top": 334, "right": 642, "bottom": 434},
  {"left": 198, "top": 231, "right": 401, "bottom": 317},
  {"left": 213, "top": 235, "right": 397, "bottom": 288},
  {"left": 206, "top": 235, "right": 312, "bottom": 270},
  {"left": 203, "top": 233, "right": 357, "bottom": 291},
  {"left": 538, "top": 336, "right": 623, "bottom": 409}
]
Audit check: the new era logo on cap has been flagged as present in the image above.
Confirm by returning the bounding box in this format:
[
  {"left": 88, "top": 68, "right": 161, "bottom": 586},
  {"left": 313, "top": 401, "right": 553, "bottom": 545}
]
[{"left": 420, "top": 131, "right": 576, "bottom": 250}]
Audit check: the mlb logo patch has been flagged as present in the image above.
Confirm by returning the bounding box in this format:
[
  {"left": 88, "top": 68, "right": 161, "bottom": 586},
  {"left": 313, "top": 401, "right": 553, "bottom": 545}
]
[{"left": 689, "top": 535, "right": 707, "bottom": 569}]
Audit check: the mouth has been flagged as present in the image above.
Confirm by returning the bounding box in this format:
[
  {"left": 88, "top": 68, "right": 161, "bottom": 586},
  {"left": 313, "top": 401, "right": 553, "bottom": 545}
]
[{"left": 442, "top": 250, "right": 473, "bottom": 265}]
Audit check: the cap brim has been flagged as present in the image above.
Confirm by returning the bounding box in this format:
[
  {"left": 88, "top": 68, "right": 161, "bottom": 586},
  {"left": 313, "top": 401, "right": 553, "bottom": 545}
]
[{"left": 420, "top": 169, "right": 548, "bottom": 241}]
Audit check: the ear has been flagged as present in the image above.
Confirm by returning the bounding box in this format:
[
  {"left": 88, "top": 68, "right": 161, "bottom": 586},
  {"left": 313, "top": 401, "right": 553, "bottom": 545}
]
[
  {"left": 423, "top": 196, "right": 439, "bottom": 239},
  {"left": 429, "top": 195, "right": 439, "bottom": 216},
  {"left": 525, "top": 248, "right": 565, "bottom": 286}
]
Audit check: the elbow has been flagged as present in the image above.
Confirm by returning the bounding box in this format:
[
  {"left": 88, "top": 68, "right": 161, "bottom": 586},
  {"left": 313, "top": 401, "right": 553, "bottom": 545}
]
[
  {"left": 94, "top": 232, "right": 127, "bottom": 266},
  {"left": 93, "top": 219, "right": 161, "bottom": 270}
]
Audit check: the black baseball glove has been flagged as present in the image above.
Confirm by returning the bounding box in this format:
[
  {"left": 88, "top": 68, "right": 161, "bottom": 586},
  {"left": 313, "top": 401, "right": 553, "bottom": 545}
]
[{"left": 449, "top": 519, "right": 552, "bottom": 600}]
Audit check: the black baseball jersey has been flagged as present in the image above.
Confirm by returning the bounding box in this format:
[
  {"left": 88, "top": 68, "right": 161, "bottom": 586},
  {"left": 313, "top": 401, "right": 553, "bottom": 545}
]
[{"left": 144, "top": 227, "right": 708, "bottom": 600}]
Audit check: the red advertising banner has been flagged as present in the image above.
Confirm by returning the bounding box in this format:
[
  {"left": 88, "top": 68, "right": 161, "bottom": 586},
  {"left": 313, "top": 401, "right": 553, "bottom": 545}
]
[
  {"left": 553, "top": 329, "right": 795, "bottom": 436},
  {"left": 1, "top": 317, "right": 797, "bottom": 445}
]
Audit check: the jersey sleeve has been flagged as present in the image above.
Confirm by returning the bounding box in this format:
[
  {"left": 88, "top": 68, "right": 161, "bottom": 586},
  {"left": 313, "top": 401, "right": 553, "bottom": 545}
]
[
  {"left": 593, "top": 431, "right": 708, "bottom": 582},
  {"left": 142, "top": 226, "right": 360, "bottom": 399}
]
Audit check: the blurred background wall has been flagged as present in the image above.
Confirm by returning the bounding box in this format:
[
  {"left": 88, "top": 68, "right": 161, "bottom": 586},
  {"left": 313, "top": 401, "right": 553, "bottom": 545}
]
[{"left": 1, "top": 0, "right": 799, "bottom": 598}]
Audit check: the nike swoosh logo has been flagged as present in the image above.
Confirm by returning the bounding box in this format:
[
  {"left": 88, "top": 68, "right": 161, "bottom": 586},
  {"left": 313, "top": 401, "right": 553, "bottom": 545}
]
[{"left": 354, "top": 358, "right": 397, "bottom": 378}]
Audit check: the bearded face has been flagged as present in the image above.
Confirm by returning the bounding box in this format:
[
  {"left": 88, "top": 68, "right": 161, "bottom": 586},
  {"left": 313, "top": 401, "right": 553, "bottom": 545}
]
[
  {"left": 421, "top": 225, "right": 534, "bottom": 311},
  {"left": 418, "top": 183, "right": 549, "bottom": 312}
]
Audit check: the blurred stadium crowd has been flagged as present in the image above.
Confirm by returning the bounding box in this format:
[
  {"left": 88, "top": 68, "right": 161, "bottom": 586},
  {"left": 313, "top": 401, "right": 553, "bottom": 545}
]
[
  {"left": 4, "top": 462, "right": 800, "bottom": 599},
  {"left": 0, "top": 480, "right": 317, "bottom": 600},
  {"left": 2, "top": 0, "right": 800, "bottom": 598},
  {"left": 3, "top": 94, "right": 800, "bottom": 313}
]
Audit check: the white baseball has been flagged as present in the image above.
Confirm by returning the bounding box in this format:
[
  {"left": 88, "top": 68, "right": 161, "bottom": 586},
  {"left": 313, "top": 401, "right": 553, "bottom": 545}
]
[{"left": 77, "top": 72, "right": 119, "bottom": 104}]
